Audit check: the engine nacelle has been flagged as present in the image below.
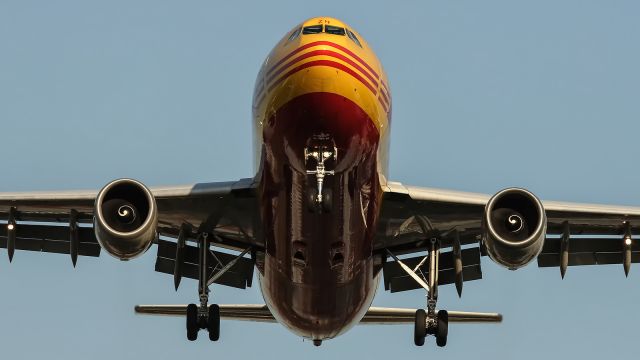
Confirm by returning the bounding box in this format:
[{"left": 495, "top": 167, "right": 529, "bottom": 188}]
[
  {"left": 483, "top": 188, "right": 547, "bottom": 270},
  {"left": 94, "top": 178, "right": 157, "bottom": 260}
]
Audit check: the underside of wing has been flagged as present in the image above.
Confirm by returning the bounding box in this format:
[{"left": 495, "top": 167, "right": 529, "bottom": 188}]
[
  {"left": 377, "top": 181, "right": 640, "bottom": 294},
  {"left": 0, "top": 178, "right": 262, "bottom": 287},
  {"left": 0, "top": 178, "right": 261, "bottom": 247}
]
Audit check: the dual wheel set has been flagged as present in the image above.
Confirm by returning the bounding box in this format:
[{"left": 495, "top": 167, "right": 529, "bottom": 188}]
[
  {"left": 186, "top": 303, "right": 220, "bottom": 341},
  {"left": 306, "top": 187, "right": 332, "bottom": 213},
  {"left": 414, "top": 309, "right": 448, "bottom": 347}
]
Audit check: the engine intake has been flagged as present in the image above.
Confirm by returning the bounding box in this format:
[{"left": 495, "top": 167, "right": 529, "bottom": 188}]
[
  {"left": 483, "top": 188, "right": 547, "bottom": 270},
  {"left": 94, "top": 179, "right": 157, "bottom": 260}
]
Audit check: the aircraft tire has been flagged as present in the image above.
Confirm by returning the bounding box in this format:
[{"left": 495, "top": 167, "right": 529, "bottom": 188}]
[
  {"left": 307, "top": 188, "right": 319, "bottom": 213},
  {"left": 208, "top": 304, "right": 220, "bottom": 341},
  {"left": 321, "top": 189, "right": 332, "bottom": 213},
  {"left": 186, "top": 303, "right": 199, "bottom": 341},
  {"left": 436, "top": 310, "right": 448, "bottom": 347},
  {"left": 414, "top": 309, "right": 427, "bottom": 346}
]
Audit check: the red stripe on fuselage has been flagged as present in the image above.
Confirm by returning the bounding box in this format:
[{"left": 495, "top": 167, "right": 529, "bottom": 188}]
[
  {"left": 381, "top": 80, "right": 390, "bottom": 95},
  {"left": 378, "top": 95, "right": 389, "bottom": 113},
  {"left": 267, "top": 41, "right": 380, "bottom": 80},
  {"left": 255, "top": 41, "right": 390, "bottom": 113},
  {"left": 267, "top": 59, "right": 378, "bottom": 96},
  {"left": 379, "top": 87, "right": 389, "bottom": 106},
  {"left": 267, "top": 49, "right": 379, "bottom": 89}
]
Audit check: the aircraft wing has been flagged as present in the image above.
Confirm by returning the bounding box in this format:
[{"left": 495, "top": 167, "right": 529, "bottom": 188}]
[
  {"left": 0, "top": 178, "right": 261, "bottom": 289},
  {"left": 376, "top": 181, "right": 640, "bottom": 293}
]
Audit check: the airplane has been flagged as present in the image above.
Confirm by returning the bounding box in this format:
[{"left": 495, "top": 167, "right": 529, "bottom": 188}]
[{"left": 1, "top": 16, "right": 639, "bottom": 348}]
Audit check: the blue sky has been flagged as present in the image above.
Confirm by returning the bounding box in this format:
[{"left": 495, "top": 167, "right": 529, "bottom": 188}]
[{"left": 1, "top": 0, "right": 639, "bottom": 358}]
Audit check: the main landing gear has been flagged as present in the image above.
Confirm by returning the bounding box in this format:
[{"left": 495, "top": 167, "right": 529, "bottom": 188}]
[
  {"left": 414, "top": 309, "right": 448, "bottom": 347},
  {"left": 387, "top": 237, "right": 449, "bottom": 347},
  {"left": 414, "top": 238, "right": 449, "bottom": 347},
  {"left": 186, "top": 303, "right": 220, "bottom": 341},
  {"left": 185, "top": 232, "right": 220, "bottom": 342}
]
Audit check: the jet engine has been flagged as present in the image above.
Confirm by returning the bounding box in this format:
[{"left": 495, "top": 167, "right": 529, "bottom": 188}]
[
  {"left": 482, "top": 188, "right": 547, "bottom": 270},
  {"left": 94, "top": 178, "right": 157, "bottom": 260}
]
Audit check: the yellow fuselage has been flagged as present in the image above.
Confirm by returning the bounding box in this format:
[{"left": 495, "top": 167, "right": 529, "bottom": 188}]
[{"left": 252, "top": 17, "right": 391, "bottom": 177}]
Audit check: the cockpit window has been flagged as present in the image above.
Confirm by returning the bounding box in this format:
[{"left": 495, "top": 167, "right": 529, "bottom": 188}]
[
  {"left": 347, "top": 29, "right": 362, "bottom": 47},
  {"left": 302, "top": 25, "right": 323, "bottom": 34},
  {"left": 325, "top": 25, "right": 346, "bottom": 36},
  {"left": 287, "top": 27, "right": 302, "bottom": 42}
]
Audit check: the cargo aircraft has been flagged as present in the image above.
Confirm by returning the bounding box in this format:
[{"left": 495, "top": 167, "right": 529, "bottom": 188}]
[{"left": 2, "top": 17, "right": 639, "bottom": 347}]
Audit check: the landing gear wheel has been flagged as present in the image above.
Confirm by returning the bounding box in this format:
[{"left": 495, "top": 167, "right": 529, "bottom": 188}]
[
  {"left": 306, "top": 188, "right": 319, "bottom": 213},
  {"left": 320, "top": 189, "right": 332, "bottom": 213},
  {"left": 186, "top": 303, "right": 198, "bottom": 341},
  {"left": 435, "top": 310, "right": 448, "bottom": 347},
  {"left": 414, "top": 309, "right": 427, "bottom": 346},
  {"left": 306, "top": 188, "right": 332, "bottom": 213},
  {"left": 207, "top": 304, "right": 220, "bottom": 341}
]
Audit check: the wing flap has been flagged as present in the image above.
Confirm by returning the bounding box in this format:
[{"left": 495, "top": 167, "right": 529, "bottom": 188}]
[
  {"left": 0, "top": 224, "right": 96, "bottom": 242},
  {"left": 386, "top": 264, "right": 482, "bottom": 293},
  {"left": 0, "top": 224, "right": 100, "bottom": 257},
  {"left": 538, "top": 236, "right": 640, "bottom": 267},
  {"left": 154, "top": 257, "right": 250, "bottom": 289},
  {"left": 541, "top": 237, "right": 639, "bottom": 253},
  {"left": 383, "top": 247, "right": 482, "bottom": 293},
  {"left": 154, "top": 239, "right": 254, "bottom": 289},
  {"left": 538, "top": 251, "right": 640, "bottom": 267}
]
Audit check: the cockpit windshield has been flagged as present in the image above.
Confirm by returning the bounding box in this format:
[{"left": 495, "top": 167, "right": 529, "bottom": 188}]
[
  {"left": 287, "top": 27, "right": 302, "bottom": 42},
  {"left": 347, "top": 29, "right": 362, "bottom": 47},
  {"left": 299, "top": 24, "right": 360, "bottom": 48},
  {"left": 302, "top": 25, "right": 323, "bottom": 34},
  {"left": 324, "top": 25, "right": 345, "bottom": 36}
]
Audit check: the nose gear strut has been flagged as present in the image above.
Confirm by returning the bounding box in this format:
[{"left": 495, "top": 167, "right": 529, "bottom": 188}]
[{"left": 304, "top": 137, "right": 337, "bottom": 212}]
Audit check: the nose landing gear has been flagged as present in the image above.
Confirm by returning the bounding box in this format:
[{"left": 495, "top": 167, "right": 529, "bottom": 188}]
[{"left": 304, "top": 136, "right": 337, "bottom": 213}]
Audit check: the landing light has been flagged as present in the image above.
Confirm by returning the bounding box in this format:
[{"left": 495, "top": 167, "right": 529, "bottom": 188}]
[
  {"left": 7, "top": 224, "right": 14, "bottom": 231},
  {"left": 625, "top": 237, "right": 632, "bottom": 246}
]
